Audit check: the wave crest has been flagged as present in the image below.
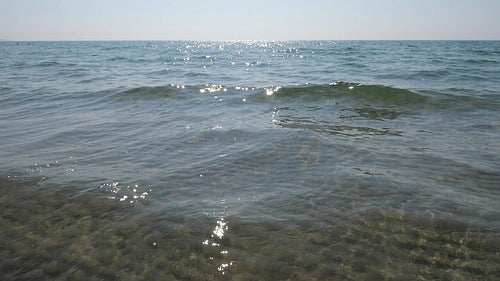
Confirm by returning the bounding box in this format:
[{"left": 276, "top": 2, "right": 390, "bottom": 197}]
[
  {"left": 111, "top": 85, "right": 188, "bottom": 101},
  {"left": 264, "top": 82, "right": 428, "bottom": 106},
  {"left": 109, "top": 82, "right": 494, "bottom": 111}
]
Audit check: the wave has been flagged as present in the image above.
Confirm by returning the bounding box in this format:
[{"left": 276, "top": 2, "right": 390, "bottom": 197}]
[
  {"left": 108, "top": 82, "right": 496, "bottom": 111},
  {"left": 465, "top": 58, "right": 499, "bottom": 65},
  {"left": 325, "top": 82, "right": 428, "bottom": 105},
  {"left": 111, "top": 85, "right": 193, "bottom": 101},
  {"left": 106, "top": 56, "right": 153, "bottom": 64},
  {"left": 264, "top": 82, "right": 497, "bottom": 110},
  {"left": 246, "top": 82, "right": 428, "bottom": 107},
  {"left": 34, "top": 60, "right": 60, "bottom": 67}
]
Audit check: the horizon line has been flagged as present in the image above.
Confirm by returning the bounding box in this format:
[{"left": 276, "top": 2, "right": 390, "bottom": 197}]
[{"left": 2, "top": 38, "right": 500, "bottom": 42}]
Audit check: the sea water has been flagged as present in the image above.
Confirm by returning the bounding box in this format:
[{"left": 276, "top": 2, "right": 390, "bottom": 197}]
[{"left": 1, "top": 41, "right": 499, "bottom": 280}]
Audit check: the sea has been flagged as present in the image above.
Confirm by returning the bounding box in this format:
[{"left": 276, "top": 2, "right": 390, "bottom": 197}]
[{"left": 1, "top": 40, "right": 499, "bottom": 280}]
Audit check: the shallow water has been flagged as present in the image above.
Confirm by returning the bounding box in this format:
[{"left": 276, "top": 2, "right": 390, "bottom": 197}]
[{"left": 1, "top": 41, "right": 499, "bottom": 280}]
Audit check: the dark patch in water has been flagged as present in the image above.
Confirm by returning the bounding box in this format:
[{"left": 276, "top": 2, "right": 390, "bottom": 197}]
[{"left": 276, "top": 114, "right": 403, "bottom": 137}]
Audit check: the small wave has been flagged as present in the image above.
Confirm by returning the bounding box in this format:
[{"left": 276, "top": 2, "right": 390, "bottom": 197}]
[
  {"left": 464, "top": 59, "right": 499, "bottom": 65},
  {"left": 112, "top": 85, "right": 186, "bottom": 101},
  {"left": 107, "top": 56, "right": 128, "bottom": 62},
  {"left": 414, "top": 69, "right": 451, "bottom": 78},
  {"left": 34, "top": 61, "right": 59, "bottom": 67},
  {"left": 106, "top": 56, "right": 153, "bottom": 64},
  {"left": 246, "top": 82, "right": 496, "bottom": 111},
  {"left": 253, "top": 82, "right": 428, "bottom": 106},
  {"left": 342, "top": 62, "right": 369, "bottom": 68},
  {"left": 329, "top": 82, "right": 427, "bottom": 104},
  {"left": 472, "top": 48, "right": 499, "bottom": 56}
]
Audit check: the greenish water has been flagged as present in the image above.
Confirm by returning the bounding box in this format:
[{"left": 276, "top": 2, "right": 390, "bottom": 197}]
[{"left": 1, "top": 41, "right": 499, "bottom": 280}]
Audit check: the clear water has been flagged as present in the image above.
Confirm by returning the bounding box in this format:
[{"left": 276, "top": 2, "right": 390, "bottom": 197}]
[{"left": 1, "top": 41, "right": 499, "bottom": 280}]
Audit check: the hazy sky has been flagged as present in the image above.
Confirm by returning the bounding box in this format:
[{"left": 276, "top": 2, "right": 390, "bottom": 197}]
[{"left": 1, "top": 0, "right": 499, "bottom": 41}]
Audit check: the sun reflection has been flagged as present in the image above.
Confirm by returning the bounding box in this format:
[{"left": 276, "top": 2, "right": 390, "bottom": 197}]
[
  {"left": 202, "top": 218, "right": 235, "bottom": 275},
  {"left": 200, "top": 84, "right": 225, "bottom": 94},
  {"left": 265, "top": 86, "right": 281, "bottom": 96},
  {"left": 99, "top": 182, "right": 150, "bottom": 203},
  {"left": 213, "top": 219, "right": 227, "bottom": 239},
  {"left": 218, "top": 261, "right": 235, "bottom": 274}
]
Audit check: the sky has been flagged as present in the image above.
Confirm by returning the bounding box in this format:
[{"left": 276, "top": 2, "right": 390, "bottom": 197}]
[{"left": 0, "top": 0, "right": 499, "bottom": 41}]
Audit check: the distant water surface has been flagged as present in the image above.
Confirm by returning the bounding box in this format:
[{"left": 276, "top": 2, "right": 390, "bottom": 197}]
[{"left": 0, "top": 41, "right": 499, "bottom": 280}]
